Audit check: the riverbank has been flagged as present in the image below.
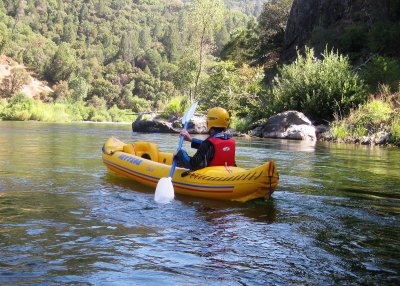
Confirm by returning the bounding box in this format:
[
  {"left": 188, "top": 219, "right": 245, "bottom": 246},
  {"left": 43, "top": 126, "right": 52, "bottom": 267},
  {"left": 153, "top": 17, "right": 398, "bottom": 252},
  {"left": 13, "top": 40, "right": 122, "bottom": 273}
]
[
  {"left": 2, "top": 93, "right": 399, "bottom": 147},
  {"left": 130, "top": 109, "right": 400, "bottom": 148},
  {"left": 0, "top": 95, "right": 136, "bottom": 123}
]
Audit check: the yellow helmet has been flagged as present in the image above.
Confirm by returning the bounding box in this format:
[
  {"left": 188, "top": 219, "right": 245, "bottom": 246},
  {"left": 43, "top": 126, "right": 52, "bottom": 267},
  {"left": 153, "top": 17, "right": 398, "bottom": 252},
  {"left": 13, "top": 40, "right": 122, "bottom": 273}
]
[{"left": 207, "top": 107, "right": 230, "bottom": 130}]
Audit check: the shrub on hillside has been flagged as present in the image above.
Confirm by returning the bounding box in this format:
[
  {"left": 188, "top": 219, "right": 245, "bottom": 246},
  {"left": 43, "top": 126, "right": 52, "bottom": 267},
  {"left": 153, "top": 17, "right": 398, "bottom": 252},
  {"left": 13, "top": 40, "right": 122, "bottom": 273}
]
[
  {"left": 0, "top": 98, "right": 7, "bottom": 117},
  {"left": 270, "top": 47, "right": 367, "bottom": 123},
  {"left": 0, "top": 68, "right": 31, "bottom": 98},
  {"left": 161, "top": 96, "right": 189, "bottom": 118},
  {"left": 108, "top": 105, "right": 136, "bottom": 122},
  {"left": 390, "top": 117, "right": 400, "bottom": 144},
  {"left": 360, "top": 56, "right": 400, "bottom": 93},
  {"left": 331, "top": 91, "right": 400, "bottom": 143},
  {"left": 87, "top": 108, "right": 112, "bottom": 122},
  {"left": 0, "top": 93, "right": 34, "bottom": 120},
  {"left": 197, "top": 61, "right": 265, "bottom": 119}
]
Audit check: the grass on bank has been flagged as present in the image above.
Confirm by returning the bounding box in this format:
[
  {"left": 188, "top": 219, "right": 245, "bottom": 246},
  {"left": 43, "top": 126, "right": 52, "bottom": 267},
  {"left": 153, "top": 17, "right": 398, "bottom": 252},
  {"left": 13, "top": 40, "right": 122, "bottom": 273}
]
[
  {"left": 331, "top": 90, "right": 400, "bottom": 144},
  {"left": 0, "top": 93, "right": 136, "bottom": 122}
]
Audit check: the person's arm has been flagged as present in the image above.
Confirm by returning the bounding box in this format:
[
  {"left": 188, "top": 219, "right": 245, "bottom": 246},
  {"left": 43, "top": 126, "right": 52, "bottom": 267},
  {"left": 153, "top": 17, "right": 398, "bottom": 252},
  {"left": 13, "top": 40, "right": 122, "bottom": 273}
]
[
  {"left": 179, "top": 129, "right": 203, "bottom": 149},
  {"left": 189, "top": 140, "right": 214, "bottom": 170},
  {"left": 175, "top": 149, "right": 192, "bottom": 169},
  {"left": 175, "top": 140, "right": 214, "bottom": 170},
  {"left": 191, "top": 138, "right": 203, "bottom": 149}
]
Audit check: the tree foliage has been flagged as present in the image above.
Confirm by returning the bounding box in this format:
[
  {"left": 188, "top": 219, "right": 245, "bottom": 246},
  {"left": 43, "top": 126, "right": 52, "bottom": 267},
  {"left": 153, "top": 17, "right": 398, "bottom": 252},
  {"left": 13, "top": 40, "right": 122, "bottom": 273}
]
[
  {"left": 221, "top": 0, "right": 293, "bottom": 67},
  {"left": 198, "top": 60, "right": 264, "bottom": 118},
  {"left": 270, "top": 47, "right": 368, "bottom": 123},
  {"left": 0, "top": 68, "right": 31, "bottom": 98},
  {"left": 0, "top": 0, "right": 252, "bottom": 111},
  {"left": 188, "top": 0, "right": 226, "bottom": 99},
  {"left": 1, "top": 0, "right": 396, "bottom": 133}
]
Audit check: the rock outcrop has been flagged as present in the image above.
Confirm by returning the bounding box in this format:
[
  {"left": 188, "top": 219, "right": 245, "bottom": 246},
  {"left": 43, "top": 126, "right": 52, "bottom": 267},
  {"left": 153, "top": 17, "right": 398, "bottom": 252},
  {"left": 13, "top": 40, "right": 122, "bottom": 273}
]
[
  {"left": 251, "top": 110, "right": 316, "bottom": 141},
  {"left": 282, "top": 0, "right": 393, "bottom": 62},
  {"left": 132, "top": 113, "right": 208, "bottom": 134},
  {"left": 0, "top": 55, "right": 52, "bottom": 98}
]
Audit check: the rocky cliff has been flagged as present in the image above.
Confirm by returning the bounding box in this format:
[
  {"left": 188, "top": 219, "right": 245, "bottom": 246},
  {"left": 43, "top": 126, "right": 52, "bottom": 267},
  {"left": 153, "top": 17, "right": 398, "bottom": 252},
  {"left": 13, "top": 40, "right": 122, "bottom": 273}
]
[
  {"left": 281, "top": 0, "right": 398, "bottom": 62},
  {"left": 0, "top": 55, "right": 52, "bottom": 98}
]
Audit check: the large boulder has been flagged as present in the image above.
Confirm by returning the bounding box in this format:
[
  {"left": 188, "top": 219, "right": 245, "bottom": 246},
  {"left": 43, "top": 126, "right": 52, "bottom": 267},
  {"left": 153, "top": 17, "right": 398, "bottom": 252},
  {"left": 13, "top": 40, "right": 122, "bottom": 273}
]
[
  {"left": 132, "top": 113, "right": 208, "bottom": 134},
  {"left": 132, "top": 113, "right": 175, "bottom": 133},
  {"left": 251, "top": 111, "right": 316, "bottom": 141},
  {"left": 185, "top": 114, "right": 208, "bottom": 134},
  {"left": 315, "top": 124, "right": 333, "bottom": 141}
]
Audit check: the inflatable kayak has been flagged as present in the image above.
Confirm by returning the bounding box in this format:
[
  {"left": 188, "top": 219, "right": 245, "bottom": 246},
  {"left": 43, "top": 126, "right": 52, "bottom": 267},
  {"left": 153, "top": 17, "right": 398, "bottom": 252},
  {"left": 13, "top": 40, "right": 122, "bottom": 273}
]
[{"left": 102, "top": 137, "right": 279, "bottom": 202}]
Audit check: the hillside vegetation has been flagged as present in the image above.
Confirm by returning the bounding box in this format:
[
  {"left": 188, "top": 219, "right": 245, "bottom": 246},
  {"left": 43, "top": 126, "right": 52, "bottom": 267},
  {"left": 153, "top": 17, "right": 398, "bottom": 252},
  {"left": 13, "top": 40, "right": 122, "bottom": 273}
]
[
  {"left": 0, "top": 0, "right": 399, "bottom": 145},
  {"left": 0, "top": 0, "right": 249, "bottom": 111}
]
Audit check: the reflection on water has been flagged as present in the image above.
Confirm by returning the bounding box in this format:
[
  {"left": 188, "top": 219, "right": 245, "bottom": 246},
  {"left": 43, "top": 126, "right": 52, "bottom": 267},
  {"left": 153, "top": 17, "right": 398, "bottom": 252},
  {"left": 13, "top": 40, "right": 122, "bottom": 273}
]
[{"left": 0, "top": 121, "right": 399, "bottom": 285}]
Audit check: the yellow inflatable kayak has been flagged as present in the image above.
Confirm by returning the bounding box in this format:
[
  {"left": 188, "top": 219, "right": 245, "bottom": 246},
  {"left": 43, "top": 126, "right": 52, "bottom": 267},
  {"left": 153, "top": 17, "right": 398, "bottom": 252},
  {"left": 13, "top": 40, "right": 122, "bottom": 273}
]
[{"left": 102, "top": 137, "right": 279, "bottom": 202}]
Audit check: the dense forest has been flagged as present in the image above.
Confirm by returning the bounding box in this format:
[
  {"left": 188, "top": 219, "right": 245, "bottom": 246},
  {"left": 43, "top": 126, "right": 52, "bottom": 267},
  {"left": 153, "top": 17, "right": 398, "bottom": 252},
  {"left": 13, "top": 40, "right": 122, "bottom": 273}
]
[
  {"left": 0, "top": 0, "right": 249, "bottom": 110},
  {"left": 0, "top": 0, "right": 399, "bottom": 144}
]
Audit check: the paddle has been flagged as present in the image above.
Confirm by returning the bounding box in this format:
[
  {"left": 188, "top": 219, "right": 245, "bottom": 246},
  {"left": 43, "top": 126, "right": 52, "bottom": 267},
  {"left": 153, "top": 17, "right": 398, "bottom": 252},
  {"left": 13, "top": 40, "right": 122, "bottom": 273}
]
[{"left": 154, "top": 101, "right": 199, "bottom": 203}]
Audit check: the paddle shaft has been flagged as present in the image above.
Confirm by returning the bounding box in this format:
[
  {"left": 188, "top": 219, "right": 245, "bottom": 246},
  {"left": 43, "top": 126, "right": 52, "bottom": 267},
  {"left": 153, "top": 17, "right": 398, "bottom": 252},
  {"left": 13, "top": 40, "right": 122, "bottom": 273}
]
[{"left": 169, "top": 121, "right": 189, "bottom": 178}]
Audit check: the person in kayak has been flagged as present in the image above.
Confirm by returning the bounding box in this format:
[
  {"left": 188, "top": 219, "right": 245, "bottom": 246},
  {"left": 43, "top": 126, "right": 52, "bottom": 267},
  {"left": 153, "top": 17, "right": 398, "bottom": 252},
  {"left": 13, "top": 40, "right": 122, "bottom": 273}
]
[{"left": 175, "top": 107, "right": 236, "bottom": 170}]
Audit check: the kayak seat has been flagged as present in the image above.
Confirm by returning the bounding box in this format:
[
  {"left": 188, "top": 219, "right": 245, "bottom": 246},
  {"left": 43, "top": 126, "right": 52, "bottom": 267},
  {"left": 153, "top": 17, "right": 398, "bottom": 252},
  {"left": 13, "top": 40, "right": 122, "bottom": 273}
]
[
  {"left": 158, "top": 152, "right": 173, "bottom": 165},
  {"left": 133, "top": 141, "right": 159, "bottom": 162}
]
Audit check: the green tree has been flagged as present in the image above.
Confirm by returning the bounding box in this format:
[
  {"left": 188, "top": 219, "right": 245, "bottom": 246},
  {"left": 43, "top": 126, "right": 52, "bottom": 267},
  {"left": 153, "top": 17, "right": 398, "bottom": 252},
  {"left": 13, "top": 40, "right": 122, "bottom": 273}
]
[
  {"left": 220, "top": 23, "right": 259, "bottom": 64},
  {"left": 68, "top": 73, "right": 89, "bottom": 102},
  {"left": 52, "top": 80, "right": 71, "bottom": 102},
  {"left": 221, "top": 0, "right": 293, "bottom": 66},
  {"left": 119, "top": 30, "right": 140, "bottom": 65},
  {"left": 47, "top": 43, "right": 77, "bottom": 82},
  {"left": 62, "top": 22, "right": 77, "bottom": 43},
  {"left": 0, "top": 67, "right": 31, "bottom": 98},
  {"left": 257, "top": 0, "right": 293, "bottom": 53},
  {"left": 361, "top": 56, "right": 400, "bottom": 93},
  {"left": 189, "top": 0, "right": 226, "bottom": 99},
  {"left": 215, "top": 24, "right": 230, "bottom": 53},
  {"left": 0, "top": 22, "right": 9, "bottom": 53},
  {"left": 145, "top": 49, "right": 162, "bottom": 77},
  {"left": 198, "top": 61, "right": 264, "bottom": 118},
  {"left": 88, "top": 78, "right": 121, "bottom": 107},
  {"left": 163, "top": 24, "right": 180, "bottom": 62},
  {"left": 139, "top": 27, "right": 151, "bottom": 51},
  {"left": 173, "top": 55, "right": 198, "bottom": 96}
]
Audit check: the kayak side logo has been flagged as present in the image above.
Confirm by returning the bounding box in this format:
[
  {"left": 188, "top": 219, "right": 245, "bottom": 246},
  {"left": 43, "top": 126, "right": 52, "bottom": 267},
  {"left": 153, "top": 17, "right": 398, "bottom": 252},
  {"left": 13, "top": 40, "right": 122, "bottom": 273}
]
[{"left": 118, "top": 154, "right": 142, "bottom": 165}]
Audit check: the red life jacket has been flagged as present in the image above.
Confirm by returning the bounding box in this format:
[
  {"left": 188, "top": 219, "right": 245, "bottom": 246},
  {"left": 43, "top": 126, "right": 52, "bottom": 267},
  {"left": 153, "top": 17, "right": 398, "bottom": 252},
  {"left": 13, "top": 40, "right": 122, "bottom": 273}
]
[{"left": 207, "top": 137, "right": 236, "bottom": 167}]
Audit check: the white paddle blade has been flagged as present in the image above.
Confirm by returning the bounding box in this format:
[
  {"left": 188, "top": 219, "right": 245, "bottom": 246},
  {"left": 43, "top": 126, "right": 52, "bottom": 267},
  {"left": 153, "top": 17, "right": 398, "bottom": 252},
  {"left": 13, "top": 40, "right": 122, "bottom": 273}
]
[
  {"left": 182, "top": 101, "right": 199, "bottom": 124},
  {"left": 154, "top": 177, "right": 174, "bottom": 204}
]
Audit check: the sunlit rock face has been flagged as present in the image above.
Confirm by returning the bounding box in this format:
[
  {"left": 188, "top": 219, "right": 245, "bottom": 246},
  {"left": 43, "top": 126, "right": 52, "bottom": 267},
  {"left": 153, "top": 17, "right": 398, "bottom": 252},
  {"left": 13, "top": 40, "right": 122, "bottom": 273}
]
[
  {"left": 251, "top": 110, "right": 316, "bottom": 141},
  {"left": 282, "top": 0, "right": 392, "bottom": 62}
]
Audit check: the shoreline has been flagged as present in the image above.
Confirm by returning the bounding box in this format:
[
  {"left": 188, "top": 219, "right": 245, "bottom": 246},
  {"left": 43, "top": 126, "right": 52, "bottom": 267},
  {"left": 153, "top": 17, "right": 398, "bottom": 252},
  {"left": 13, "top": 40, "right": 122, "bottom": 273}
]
[{"left": 1, "top": 120, "right": 398, "bottom": 147}]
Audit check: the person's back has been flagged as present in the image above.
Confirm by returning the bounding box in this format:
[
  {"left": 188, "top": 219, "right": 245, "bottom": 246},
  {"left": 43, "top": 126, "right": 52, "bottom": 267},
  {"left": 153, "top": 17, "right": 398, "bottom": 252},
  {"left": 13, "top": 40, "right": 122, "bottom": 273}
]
[{"left": 175, "top": 107, "right": 236, "bottom": 170}]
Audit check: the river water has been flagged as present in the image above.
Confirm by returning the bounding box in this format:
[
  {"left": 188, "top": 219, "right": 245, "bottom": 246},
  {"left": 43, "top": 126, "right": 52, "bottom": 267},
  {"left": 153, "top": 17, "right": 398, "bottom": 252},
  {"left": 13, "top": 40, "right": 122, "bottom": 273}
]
[{"left": 0, "top": 121, "right": 399, "bottom": 285}]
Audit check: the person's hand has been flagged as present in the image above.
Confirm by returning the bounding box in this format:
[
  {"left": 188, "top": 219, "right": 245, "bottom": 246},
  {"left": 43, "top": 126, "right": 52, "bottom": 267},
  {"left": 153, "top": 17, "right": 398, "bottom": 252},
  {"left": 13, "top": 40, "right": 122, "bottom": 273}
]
[{"left": 180, "top": 129, "right": 192, "bottom": 142}]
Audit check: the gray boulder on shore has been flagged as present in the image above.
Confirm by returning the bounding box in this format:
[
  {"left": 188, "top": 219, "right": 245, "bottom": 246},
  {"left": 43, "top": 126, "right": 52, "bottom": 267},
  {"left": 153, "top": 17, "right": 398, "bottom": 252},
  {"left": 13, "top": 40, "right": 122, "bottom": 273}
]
[
  {"left": 132, "top": 110, "right": 318, "bottom": 142},
  {"left": 132, "top": 113, "right": 208, "bottom": 134},
  {"left": 132, "top": 110, "right": 396, "bottom": 146},
  {"left": 250, "top": 111, "right": 317, "bottom": 141}
]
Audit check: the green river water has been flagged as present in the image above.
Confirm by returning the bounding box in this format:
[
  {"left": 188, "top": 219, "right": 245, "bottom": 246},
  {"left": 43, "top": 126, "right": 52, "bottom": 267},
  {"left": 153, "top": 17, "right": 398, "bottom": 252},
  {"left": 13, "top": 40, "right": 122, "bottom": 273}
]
[{"left": 0, "top": 121, "right": 399, "bottom": 285}]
